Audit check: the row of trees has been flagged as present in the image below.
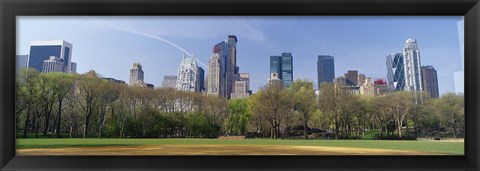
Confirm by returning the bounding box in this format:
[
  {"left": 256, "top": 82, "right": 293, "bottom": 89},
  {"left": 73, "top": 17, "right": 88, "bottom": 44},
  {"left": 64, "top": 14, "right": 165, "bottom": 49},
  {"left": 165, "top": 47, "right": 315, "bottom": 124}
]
[
  {"left": 249, "top": 81, "right": 464, "bottom": 139},
  {"left": 16, "top": 69, "right": 464, "bottom": 139}
]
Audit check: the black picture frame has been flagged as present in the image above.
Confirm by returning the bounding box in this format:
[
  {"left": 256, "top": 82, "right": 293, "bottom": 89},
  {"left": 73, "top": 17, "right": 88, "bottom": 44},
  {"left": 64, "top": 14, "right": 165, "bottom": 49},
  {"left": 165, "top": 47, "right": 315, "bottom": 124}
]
[{"left": 1, "top": 0, "right": 479, "bottom": 170}]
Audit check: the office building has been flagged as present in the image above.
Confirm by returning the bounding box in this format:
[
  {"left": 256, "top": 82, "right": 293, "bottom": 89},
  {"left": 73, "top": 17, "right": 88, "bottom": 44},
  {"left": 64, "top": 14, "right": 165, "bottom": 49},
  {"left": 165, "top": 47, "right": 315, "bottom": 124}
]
[
  {"left": 42, "top": 56, "right": 64, "bottom": 73},
  {"left": 197, "top": 67, "right": 205, "bottom": 92},
  {"left": 373, "top": 78, "right": 390, "bottom": 96},
  {"left": 268, "top": 72, "right": 284, "bottom": 89},
  {"left": 129, "top": 63, "right": 144, "bottom": 86},
  {"left": 162, "top": 75, "right": 177, "bottom": 88},
  {"left": 207, "top": 52, "right": 224, "bottom": 96},
  {"left": 403, "top": 38, "right": 423, "bottom": 92},
  {"left": 176, "top": 54, "right": 201, "bottom": 92},
  {"left": 225, "top": 35, "right": 238, "bottom": 99},
  {"left": 317, "top": 55, "right": 335, "bottom": 90},
  {"left": 28, "top": 40, "right": 72, "bottom": 73},
  {"left": 70, "top": 62, "right": 77, "bottom": 73},
  {"left": 231, "top": 73, "right": 250, "bottom": 99},
  {"left": 270, "top": 52, "right": 294, "bottom": 88},
  {"left": 421, "top": 66, "right": 440, "bottom": 98},
  {"left": 16, "top": 55, "right": 28, "bottom": 74},
  {"left": 386, "top": 53, "right": 405, "bottom": 91},
  {"left": 345, "top": 70, "right": 358, "bottom": 86}
]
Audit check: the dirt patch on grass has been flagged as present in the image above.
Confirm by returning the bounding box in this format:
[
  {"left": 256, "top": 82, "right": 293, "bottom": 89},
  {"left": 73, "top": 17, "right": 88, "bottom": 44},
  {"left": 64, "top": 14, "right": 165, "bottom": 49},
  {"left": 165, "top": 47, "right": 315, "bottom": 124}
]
[{"left": 17, "top": 144, "right": 443, "bottom": 155}]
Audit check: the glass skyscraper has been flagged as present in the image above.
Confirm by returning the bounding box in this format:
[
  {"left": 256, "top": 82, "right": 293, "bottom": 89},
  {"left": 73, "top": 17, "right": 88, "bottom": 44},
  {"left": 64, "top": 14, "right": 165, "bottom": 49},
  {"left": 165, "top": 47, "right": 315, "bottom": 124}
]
[
  {"left": 317, "top": 55, "right": 335, "bottom": 90},
  {"left": 421, "top": 66, "right": 440, "bottom": 98},
  {"left": 270, "top": 52, "right": 293, "bottom": 88},
  {"left": 27, "top": 40, "right": 72, "bottom": 73},
  {"left": 386, "top": 53, "right": 405, "bottom": 91},
  {"left": 454, "top": 17, "right": 464, "bottom": 94}
]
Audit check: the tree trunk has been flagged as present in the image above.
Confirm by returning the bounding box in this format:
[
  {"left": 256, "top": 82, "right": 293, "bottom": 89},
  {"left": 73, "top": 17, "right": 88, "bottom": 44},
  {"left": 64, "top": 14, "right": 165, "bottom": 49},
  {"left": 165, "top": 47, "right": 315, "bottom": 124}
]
[
  {"left": 23, "top": 108, "right": 31, "bottom": 138},
  {"left": 55, "top": 100, "right": 63, "bottom": 138}
]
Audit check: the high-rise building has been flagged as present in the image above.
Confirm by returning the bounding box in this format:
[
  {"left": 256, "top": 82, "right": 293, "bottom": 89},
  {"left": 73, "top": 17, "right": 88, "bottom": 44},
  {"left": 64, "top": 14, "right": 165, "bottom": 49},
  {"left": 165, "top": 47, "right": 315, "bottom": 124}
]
[
  {"left": 403, "top": 38, "right": 423, "bottom": 92},
  {"left": 42, "top": 56, "right": 64, "bottom": 73},
  {"left": 281, "top": 52, "right": 293, "bottom": 87},
  {"left": 421, "top": 66, "right": 440, "bottom": 98},
  {"left": 176, "top": 54, "right": 201, "bottom": 92},
  {"left": 129, "top": 63, "right": 144, "bottom": 86},
  {"left": 162, "top": 75, "right": 177, "bottom": 88},
  {"left": 345, "top": 70, "right": 358, "bottom": 86},
  {"left": 454, "top": 17, "right": 464, "bottom": 95},
  {"left": 197, "top": 67, "right": 205, "bottom": 92},
  {"left": 225, "top": 35, "right": 238, "bottom": 99},
  {"left": 16, "top": 55, "right": 28, "bottom": 74},
  {"left": 207, "top": 52, "right": 223, "bottom": 96},
  {"left": 70, "top": 62, "right": 77, "bottom": 74},
  {"left": 210, "top": 36, "right": 238, "bottom": 98},
  {"left": 270, "top": 52, "right": 293, "bottom": 88},
  {"left": 28, "top": 40, "right": 72, "bottom": 73},
  {"left": 317, "top": 55, "right": 335, "bottom": 90},
  {"left": 386, "top": 52, "right": 405, "bottom": 91}
]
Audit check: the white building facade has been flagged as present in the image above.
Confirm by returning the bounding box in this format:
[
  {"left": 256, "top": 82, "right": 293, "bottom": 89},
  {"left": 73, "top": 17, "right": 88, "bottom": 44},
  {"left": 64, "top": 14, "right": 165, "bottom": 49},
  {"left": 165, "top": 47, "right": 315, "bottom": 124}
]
[
  {"left": 403, "top": 38, "right": 423, "bottom": 92},
  {"left": 42, "top": 56, "right": 64, "bottom": 73},
  {"left": 176, "top": 54, "right": 199, "bottom": 92}
]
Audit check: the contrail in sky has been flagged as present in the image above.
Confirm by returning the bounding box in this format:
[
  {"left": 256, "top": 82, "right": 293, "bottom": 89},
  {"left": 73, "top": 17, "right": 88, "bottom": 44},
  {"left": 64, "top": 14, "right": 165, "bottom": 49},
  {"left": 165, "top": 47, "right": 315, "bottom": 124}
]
[{"left": 97, "top": 19, "right": 208, "bottom": 68}]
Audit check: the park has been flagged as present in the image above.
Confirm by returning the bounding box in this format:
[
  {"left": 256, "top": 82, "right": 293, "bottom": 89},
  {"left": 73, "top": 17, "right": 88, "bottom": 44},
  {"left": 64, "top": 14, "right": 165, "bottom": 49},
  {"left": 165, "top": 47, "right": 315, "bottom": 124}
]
[
  {"left": 16, "top": 138, "right": 464, "bottom": 155},
  {"left": 15, "top": 70, "right": 465, "bottom": 156}
]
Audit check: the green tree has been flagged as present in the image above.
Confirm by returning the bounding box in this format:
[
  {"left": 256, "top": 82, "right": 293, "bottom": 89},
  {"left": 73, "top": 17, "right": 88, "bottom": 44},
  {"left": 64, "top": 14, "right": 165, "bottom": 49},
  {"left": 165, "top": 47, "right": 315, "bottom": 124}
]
[
  {"left": 435, "top": 93, "right": 464, "bottom": 138},
  {"left": 291, "top": 80, "right": 316, "bottom": 139},
  {"left": 225, "top": 98, "right": 251, "bottom": 135}
]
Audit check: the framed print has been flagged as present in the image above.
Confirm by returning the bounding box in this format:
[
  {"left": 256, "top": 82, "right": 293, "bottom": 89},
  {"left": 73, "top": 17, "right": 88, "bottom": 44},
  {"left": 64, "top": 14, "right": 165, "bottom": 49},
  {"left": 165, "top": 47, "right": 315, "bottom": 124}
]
[{"left": 1, "top": 0, "right": 479, "bottom": 170}]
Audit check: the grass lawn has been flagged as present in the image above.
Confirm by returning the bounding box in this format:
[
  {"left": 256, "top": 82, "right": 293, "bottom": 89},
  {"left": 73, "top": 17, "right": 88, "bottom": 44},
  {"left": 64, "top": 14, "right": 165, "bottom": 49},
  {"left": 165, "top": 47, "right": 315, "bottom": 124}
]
[{"left": 16, "top": 138, "right": 464, "bottom": 155}]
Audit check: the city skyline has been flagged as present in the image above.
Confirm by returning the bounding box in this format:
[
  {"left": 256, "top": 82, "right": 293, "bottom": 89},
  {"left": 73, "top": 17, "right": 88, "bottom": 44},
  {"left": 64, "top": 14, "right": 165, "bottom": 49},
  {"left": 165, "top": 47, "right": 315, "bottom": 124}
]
[{"left": 17, "top": 16, "right": 463, "bottom": 94}]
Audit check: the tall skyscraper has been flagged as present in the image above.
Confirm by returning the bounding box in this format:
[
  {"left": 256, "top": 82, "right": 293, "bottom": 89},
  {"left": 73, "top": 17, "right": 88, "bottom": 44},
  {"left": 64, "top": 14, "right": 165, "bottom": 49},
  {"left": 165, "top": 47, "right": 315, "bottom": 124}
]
[
  {"left": 225, "top": 35, "right": 238, "bottom": 99},
  {"left": 129, "top": 63, "right": 144, "bottom": 86},
  {"left": 403, "top": 38, "right": 423, "bottom": 92},
  {"left": 421, "top": 66, "right": 440, "bottom": 98},
  {"left": 317, "top": 55, "right": 335, "bottom": 90},
  {"left": 207, "top": 52, "right": 224, "bottom": 96},
  {"left": 345, "top": 70, "right": 358, "bottom": 86},
  {"left": 176, "top": 54, "right": 202, "bottom": 92},
  {"left": 386, "top": 53, "right": 405, "bottom": 91},
  {"left": 162, "top": 75, "right": 177, "bottom": 88},
  {"left": 42, "top": 56, "right": 64, "bottom": 73},
  {"left": 454, "top": 17, "right": 464, "bottom": 94},
  {"left": 270, "top": 52, "right": 294, "bottom": 88},
  {"left": 28, "top": 40, "right": 72, "bottom": 73},
  {"left": 197, "top": 67, "right": 205, "bottom": 92},
  {"left": 281, "top": 52, "right": 293, "bottom": 88},
  {"left": 16, "top": 55, "right": 28, "bottom": 74}
]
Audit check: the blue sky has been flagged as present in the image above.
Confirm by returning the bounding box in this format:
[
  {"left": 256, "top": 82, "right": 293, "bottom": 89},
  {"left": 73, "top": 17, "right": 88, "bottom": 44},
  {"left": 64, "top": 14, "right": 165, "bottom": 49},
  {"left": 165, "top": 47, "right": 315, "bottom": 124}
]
[{"left": 17, "top": 16, "right": 463, "bottom": 94}]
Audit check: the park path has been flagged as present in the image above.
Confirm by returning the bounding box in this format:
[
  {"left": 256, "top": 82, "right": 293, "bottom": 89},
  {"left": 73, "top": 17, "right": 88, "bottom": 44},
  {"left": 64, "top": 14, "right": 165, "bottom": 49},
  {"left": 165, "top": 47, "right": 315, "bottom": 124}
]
[{"left": 17, "top": 144, "right": 442, "bottom": 155}]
